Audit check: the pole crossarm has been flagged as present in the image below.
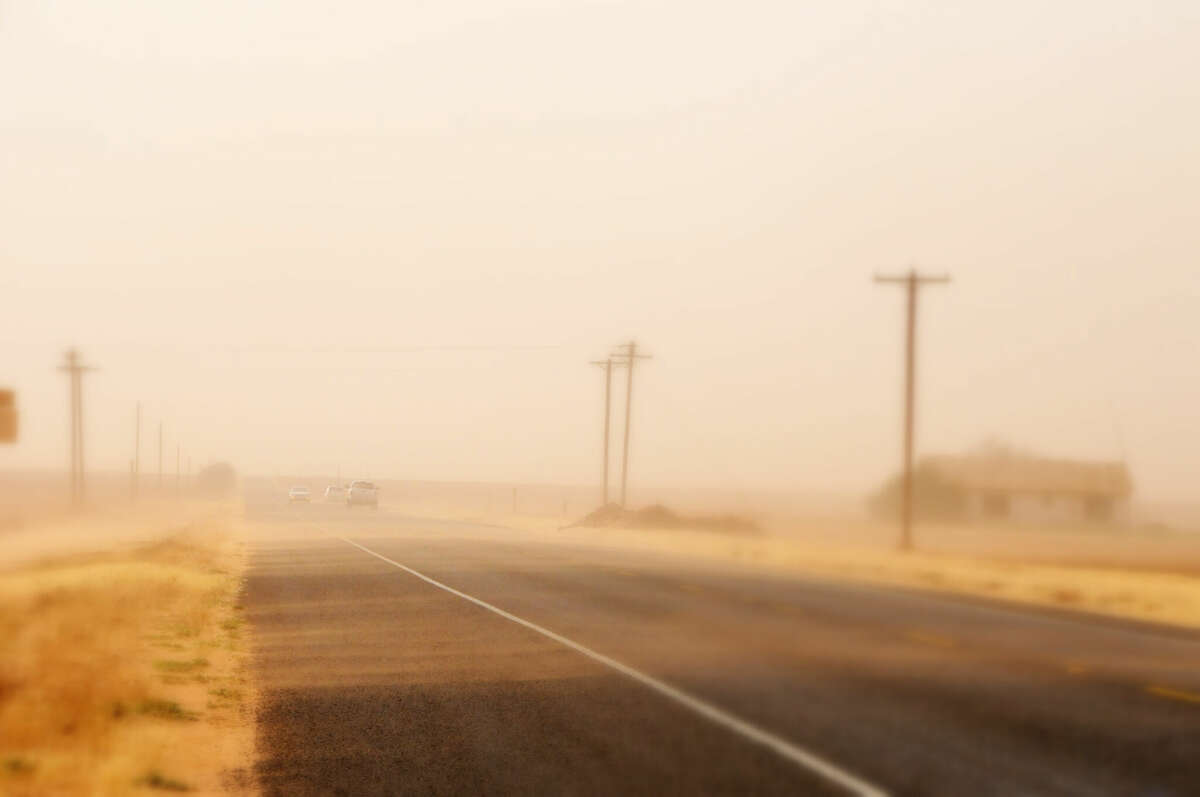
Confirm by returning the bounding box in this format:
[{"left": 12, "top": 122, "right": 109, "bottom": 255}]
[{"left": 874, "top": 273, "right": 951, "bottom": 285}]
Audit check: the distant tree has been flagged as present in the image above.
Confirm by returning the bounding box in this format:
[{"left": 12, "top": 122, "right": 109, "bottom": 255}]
[
  {"left": 969, "top": 437, "right": 1027, "bottom": 459},
  {"left": 196, "top": 462, "right": 237, "bottom": 495},
  {"left": 867, "top": 462, "right": 965, "bottom": 522}
]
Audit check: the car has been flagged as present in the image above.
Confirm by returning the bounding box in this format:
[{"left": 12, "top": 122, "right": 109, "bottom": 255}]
[
  {"left": 288, "top": 486, "right": 311, "bottom": 503},
  {"left": 346, "top": 480, "right": 378, "bottom": 508},
  {"left": 324, "top": 485, "right": 346, "bottom": 501}
]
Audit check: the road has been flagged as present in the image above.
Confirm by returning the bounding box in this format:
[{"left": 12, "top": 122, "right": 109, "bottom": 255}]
[{"left": 244, "top": 500, "right": 1200, "bottom": 796}]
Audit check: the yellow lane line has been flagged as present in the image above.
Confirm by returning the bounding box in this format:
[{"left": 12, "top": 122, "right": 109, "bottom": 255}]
[
  {"left": 1145, "top": 685, "right": 1200, "bottom": 705},
  {"left": 905, "top": 630, "right": 956, "bottom": 649}
]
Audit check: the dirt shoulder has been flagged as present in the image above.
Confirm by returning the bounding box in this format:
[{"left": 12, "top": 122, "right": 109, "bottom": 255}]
[
  {"left": 553, "top": 523, "right": 1200, "bottom": 631},
  {"left": 0, "top": 505, "right": 255, "bottom": 796},
  {"left": 381, "top": 498, "right": 1200, "bottom": 632}
]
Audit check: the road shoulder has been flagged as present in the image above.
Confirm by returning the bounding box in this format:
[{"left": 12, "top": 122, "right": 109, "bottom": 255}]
[{"left": 0, "top": 506, "right": 256, "bottom": 796}]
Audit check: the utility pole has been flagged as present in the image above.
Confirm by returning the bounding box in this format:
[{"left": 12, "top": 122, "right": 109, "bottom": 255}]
[
  {"left": 0, "top": 390, "right": 16, "bottom": 444},
  {"left": 133, "top": 402, "right": 141, "bottom": 500},
  {"left": 612, "top": 340, "right": 651, "bottom": 509},
  {"left": 874, "top": 268, "right": 951, "bottom": 551},
  {"left": 590, "top": 357, "right": 624, "bottom": 506},
  {"left": 73, "top": 362, "right": 81, "bottom": 500},
  {"left": 58, "top": 349, "right": 96, "bottom": 506}
]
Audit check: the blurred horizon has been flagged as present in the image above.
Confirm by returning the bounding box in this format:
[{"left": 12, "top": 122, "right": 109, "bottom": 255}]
[{"left": 3, "top": 1, "right": 1198, "bottom": 502}]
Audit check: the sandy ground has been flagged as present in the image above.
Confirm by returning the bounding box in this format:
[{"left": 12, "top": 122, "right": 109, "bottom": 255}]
[
  {"left": 0, "top": 499, "right": 240, "bottom": 571},
  {"left": 557, "top": 524, "right": 1200, "bottom": 631},
  {"left": 0, "top": 502, "right": 256, "bottom": 796},
  {"left": 376, "top": 499, "right": 1200, "bottom": 632}
]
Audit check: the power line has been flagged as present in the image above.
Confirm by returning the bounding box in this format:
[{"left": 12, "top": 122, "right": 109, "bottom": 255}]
[
  {"left": 874, "top": 268, "right": 951, "bottom": 551},
  {"left": 0, "top": 341, "right": 568, "bottom": 353},
  {"left": 219, "top": 344, "right": 568, "bottom": 354}
]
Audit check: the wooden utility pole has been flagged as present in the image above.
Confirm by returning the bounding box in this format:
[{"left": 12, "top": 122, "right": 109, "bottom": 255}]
[
  {"left": 590, "top": 357, "right": 623, "bottom": 506},
  {"left": 73, "top": 364, "right": 81, "bottom": 499},
  {"left": 612, "top": 341, "right": 651, "bottom": 509},
  {"left": 58, "top": 349, "right": 96, "bottom": 506},
  {"left": 0, "top": 390, "right": 16, "bottom": 443},
  {"left": 874, "top": 269, "right": 951, "bottom": 551},
  {"left": 133, "top": 402, "right": 141, "bottom": 500}
]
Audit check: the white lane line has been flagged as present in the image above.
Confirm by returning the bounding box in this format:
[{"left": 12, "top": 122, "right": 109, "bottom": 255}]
[{"left": 342, "top": 537, "right": 888, "bottom": 797}]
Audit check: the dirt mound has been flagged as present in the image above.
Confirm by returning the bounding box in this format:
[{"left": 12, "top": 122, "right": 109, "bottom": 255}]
[{"left": 571, "top": 503, "right": 760, "bottom": 535}]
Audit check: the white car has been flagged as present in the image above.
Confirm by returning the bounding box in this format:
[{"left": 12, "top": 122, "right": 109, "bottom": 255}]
[
  {"left": 346, "top": 480, "right": 378, "bottom": 508},
  {"left": 288, "top": 486, "right": 311, "bottom": 503},
  {"left": 324, "top": 485, "right": 346, "bottom": 502}
]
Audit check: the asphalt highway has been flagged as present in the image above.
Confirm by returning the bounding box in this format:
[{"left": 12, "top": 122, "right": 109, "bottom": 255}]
[{"left": 244, "top": 501, "right": 1200, "bottom": 796}]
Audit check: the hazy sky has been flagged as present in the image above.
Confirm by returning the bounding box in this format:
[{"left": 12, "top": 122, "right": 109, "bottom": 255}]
[{"left": 2, "top": 1, "right": 1197, "bottom": 500}]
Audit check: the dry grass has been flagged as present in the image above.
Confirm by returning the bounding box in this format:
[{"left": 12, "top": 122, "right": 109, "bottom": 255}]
[
  {"left": 546, "top": 522, "right": 1200, "bottom": 630},
  {"left": 0, "top": 511, "right": 254, "bottom": 796},
  {"left": 373, "top": 494, "right": 1200, "bottom": 631},
  {"left": 0, "top": 500, "right": 240, "bottom": 573}
]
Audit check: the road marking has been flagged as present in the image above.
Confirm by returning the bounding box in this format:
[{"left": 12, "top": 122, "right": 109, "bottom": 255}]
[
  {"left": 1145, "top": 685, "right": 1200, "bottom": 705},
  {"left": 342, "top": 537, "right": 888, "bottom": 797},
  {"left": 905, "top": 630, "right": 956, "bottom": 649}
]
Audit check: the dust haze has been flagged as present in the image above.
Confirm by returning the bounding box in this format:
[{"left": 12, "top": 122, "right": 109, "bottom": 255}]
[
  {"left": 3, "top": 3, "right": 1200, "bottom": 795},
  {"left": 2, "top": 0, "right": 1198, "bottom": 512}
]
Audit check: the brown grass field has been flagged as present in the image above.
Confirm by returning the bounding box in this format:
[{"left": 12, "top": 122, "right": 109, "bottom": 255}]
[{"left": 0, "top": 503, "right": 254, "bottom": 796}]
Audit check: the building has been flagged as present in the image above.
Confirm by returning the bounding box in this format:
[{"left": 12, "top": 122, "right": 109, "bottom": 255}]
[{"left": 920, "top": 451, "right": 1133, "bottom": 524}]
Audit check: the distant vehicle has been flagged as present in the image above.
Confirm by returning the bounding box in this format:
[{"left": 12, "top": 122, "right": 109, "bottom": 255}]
[
  {"left": 288, "top": 486, "right": 310, "bottom": 503},
  {"left": 324, "top": 485, "right": 346, "bottom": 501},
  {"left": 346, "top": 480, "right": 378, "bottom": 508}
]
